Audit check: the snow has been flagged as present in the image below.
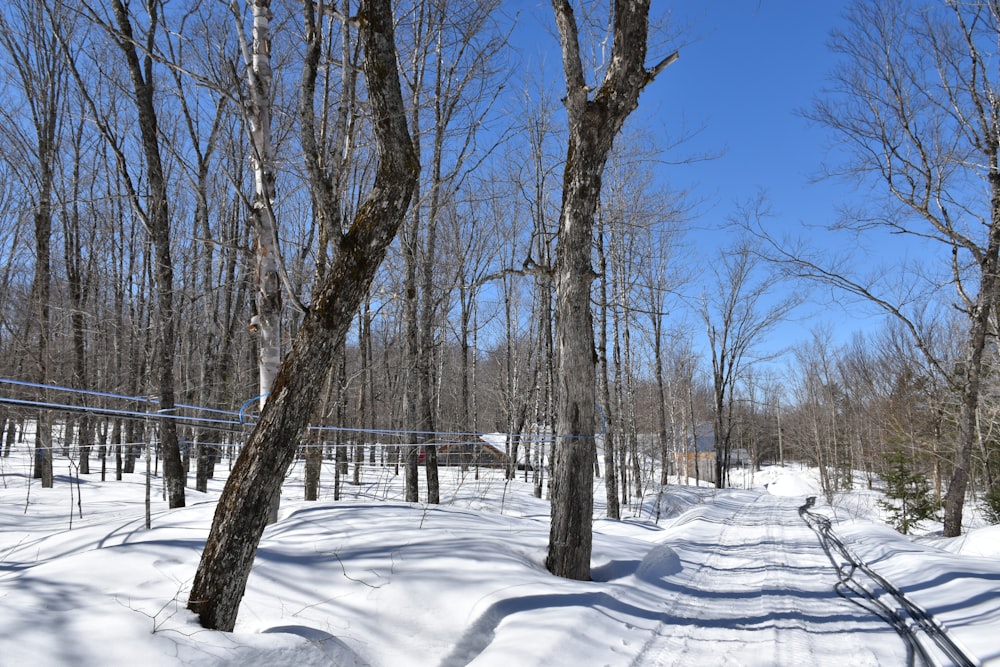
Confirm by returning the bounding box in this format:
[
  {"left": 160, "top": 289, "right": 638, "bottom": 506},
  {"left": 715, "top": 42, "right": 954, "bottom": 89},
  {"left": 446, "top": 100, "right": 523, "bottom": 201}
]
[
  {"left": 1, "top": 452, "right": 999, "bottom": 666},
  {"left": 748, "top": 464, "right": 822, "bottom": 497}
]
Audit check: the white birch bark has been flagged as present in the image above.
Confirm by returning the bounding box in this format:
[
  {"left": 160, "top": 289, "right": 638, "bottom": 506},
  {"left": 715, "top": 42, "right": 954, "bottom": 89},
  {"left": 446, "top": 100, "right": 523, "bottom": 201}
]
[{"left": 236, "top": 0, "right": 283, "bottom": 412}]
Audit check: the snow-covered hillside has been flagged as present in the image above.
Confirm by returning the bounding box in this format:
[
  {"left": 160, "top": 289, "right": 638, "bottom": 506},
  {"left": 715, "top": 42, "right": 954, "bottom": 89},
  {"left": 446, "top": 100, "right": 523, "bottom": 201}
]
[{"left": 1, "top": 453, "right": 997, "bottom": 666}]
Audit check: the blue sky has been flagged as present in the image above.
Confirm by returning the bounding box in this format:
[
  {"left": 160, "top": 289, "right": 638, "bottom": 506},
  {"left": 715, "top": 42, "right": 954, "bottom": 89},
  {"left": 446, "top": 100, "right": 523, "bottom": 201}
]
[
  {"left": 509, "top": 0, "right": 854, "bottom": 231},
  {"left": 650, "top": 1, "right": 848, "bottom": 215},
  {"left": 647, "top": 1, "right": 955, "bottom": 362},
  {"left": 511, "top": 2, "right": 893, "bottom": 356},
  {"left": 644, "top": 1, "right": 879, "bottom": 352}
]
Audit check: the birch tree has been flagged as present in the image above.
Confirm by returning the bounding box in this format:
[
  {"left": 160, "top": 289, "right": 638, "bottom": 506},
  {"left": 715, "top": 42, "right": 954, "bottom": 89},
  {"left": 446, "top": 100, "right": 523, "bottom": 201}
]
[
  {"left": 547, "top": 0, "right": 676, "bottom": 580},
  {"left": 233, "top": 0, "right": 286, "bottom": 413}
]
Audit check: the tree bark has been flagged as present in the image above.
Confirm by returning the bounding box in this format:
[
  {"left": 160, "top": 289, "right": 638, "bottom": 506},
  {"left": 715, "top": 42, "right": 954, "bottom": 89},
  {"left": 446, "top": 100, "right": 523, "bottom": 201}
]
[
  {"left": 109, "top": 0, "right": 186, "bottom": 507},
  {"left": 546, "top": 0, "right": 675, "bottom": 580},
  {"left": 237, "top": 0, "right": 284, "bottom": 413},
  {"left": 596, "top": 222, "right": 619, "bottom": 519},
  {"left": 187, "top": 0, "right": 417, "bottom": 631},
  {"left": 945, "top": 183, "right": 1000, "bottom": 535}
]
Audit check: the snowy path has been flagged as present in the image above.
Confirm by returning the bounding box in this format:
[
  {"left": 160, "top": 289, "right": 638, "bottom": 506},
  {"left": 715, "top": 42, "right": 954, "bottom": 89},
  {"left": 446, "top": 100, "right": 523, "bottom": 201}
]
[
  {"left": 619, "top": 490, "right": 910, "bottom": 666},
  {"left": 3, "top": 461, "right": 998, "bottom": 667}
]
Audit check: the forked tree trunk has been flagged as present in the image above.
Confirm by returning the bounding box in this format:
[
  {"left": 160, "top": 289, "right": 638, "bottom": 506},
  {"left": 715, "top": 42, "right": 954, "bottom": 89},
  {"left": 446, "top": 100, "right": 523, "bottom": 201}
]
[
  {"left": 546, "top": 0, "right": 676, "bottom": 580},
  {"left": 187, "top": 0, "right": 417, "bottom": 631}
]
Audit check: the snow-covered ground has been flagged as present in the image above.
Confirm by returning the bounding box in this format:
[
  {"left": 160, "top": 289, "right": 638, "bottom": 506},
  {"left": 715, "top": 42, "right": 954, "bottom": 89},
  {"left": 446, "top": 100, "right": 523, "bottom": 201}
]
[{"left": 1, "top": 449, "right": 998, "bottom": 666}]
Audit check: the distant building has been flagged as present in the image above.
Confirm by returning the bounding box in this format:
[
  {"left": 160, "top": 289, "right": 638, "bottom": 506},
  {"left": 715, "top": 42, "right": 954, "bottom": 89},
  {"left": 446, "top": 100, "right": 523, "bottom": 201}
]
[
  {"left": 419, "top": 438, "right": 511, "bottom": 468},
  {"left": 729, "top": 448, "right": 751, "bottom": 467}
]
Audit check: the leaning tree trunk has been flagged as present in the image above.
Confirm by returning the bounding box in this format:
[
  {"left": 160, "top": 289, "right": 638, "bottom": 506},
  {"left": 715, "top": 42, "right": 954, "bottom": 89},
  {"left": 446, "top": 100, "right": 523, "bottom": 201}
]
[
  {"left": 187, "top": 0, "right": 417, "bottom": 631},
  {"left": 546, "top": 0, "right": 676, "bottom": 580}
]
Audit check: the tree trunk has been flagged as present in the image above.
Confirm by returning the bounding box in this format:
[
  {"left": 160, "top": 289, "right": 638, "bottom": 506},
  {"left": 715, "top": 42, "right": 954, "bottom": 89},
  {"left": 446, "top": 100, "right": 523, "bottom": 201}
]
[
  {"left": 356, "top": 296, "right": 373, "bottom": 486},
  {"left": 654, "top": 313, "right": 670, "bottom": 486},
  {"left": 546, "top": 0, "right": 674, "bottom": 579},
  {"left": 187, "top": 0, "right": 417, "bottom": 631},
  {"left": 250, "top": 0, "right": 282, "bottom": 410},
  {"left": 110, "top": 0, "right": 185, "bottom": 508},
  {"left": 233, "top": 0, "right": 287, "bottom": 522},
  {"left": 944, "top": 214, "right": 1000, "bottom": 535},
  {"left": 402, "top": 202, "right": 422, "bottom": 503},
  {"left": 66, "top": 120, "right": 93, "bottom": 476},
  {"left": 3, "top": 418, "right": 15, "bottom": 458},
  {"left": 611, "top": 264, "right": 628, "bottom": 507},
  {"left": 304, "top": 430, "right": 323, "bottom": 501},
  {"left": 596, "top": 223, "right": 619, "bottom": 519}
]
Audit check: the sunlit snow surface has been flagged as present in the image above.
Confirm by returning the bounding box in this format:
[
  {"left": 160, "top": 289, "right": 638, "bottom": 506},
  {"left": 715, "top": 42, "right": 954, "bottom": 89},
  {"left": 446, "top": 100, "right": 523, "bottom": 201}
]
[{"left": 1, "top": 453, "right": 997, "bottom": 666}]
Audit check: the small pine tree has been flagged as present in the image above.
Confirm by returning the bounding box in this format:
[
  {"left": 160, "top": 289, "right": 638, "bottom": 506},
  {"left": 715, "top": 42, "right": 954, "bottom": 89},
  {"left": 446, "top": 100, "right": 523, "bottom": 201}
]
[
  {"left": 877, "top": 449, "right": 940, "bottom": 535},
  {"left": 982, "top": 485, "right": 1000, "bottom": 525}
]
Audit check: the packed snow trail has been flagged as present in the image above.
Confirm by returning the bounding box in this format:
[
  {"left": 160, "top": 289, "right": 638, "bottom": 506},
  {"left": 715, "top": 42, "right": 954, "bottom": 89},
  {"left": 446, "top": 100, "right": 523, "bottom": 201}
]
[
  {"left": 6, "top": 459, "right": 998, "bottom": 667},
  {"left": 620, "top": 489, "right": 911, "bottom": 666}
]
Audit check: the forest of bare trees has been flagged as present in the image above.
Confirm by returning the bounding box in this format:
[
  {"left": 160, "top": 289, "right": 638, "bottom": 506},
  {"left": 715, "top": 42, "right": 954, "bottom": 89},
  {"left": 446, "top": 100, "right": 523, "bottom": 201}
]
[{"left": 2, "top": 0, "right": 1000, "bottom": 620}]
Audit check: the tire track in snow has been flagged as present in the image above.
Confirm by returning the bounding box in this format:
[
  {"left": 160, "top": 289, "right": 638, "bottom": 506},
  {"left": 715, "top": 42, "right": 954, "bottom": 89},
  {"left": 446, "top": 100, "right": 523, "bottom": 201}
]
[
  {"left": 799, "top": 497, "right": 977, "bottom": 667},
  {"left": 627, "top": 490, "right": 906, "bottom": 666},
  {"left": 628, "top": 492, "right": 755, "bottom": 666}
]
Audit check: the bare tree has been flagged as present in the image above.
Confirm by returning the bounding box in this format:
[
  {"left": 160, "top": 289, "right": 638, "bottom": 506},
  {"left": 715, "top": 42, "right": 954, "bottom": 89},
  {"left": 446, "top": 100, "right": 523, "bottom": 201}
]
[
  {"left": 702, "top": 211, "right": 801, "bottom": 489},
  {"left": 162, "top": 4, "right": 233, "bottom": 492},
  {"left": 109, "top": 0, "right": 189, "bottom": 507},
  {"left": 787, "top": 0, "right": 1000, "bottom": 536},
  {"left": 50, "top": 0, "right": 191, "bottom": 505},
  {"left": 62, "top": 118, "right": 99, "bottom": 475},
  {"left": 187, "top": 0, "right": 417, "bottom": 631},
  {"left": 233, "top": 0, "right": 287, "bottom": 413},
  {"left": 599, "top": 135, "right": 688, "bottom": 504},
  {"left": 546, "top": 0, "right": 676, "bottom": 580},
  {"left": 790, "top": 330, "right": 846, "bottom": 502},
  {"left": 394, "top": 0, "right": 506, "bottom": 503},
  {"left": 0, "top": 0, "right": 70, "bottom": 487}
]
